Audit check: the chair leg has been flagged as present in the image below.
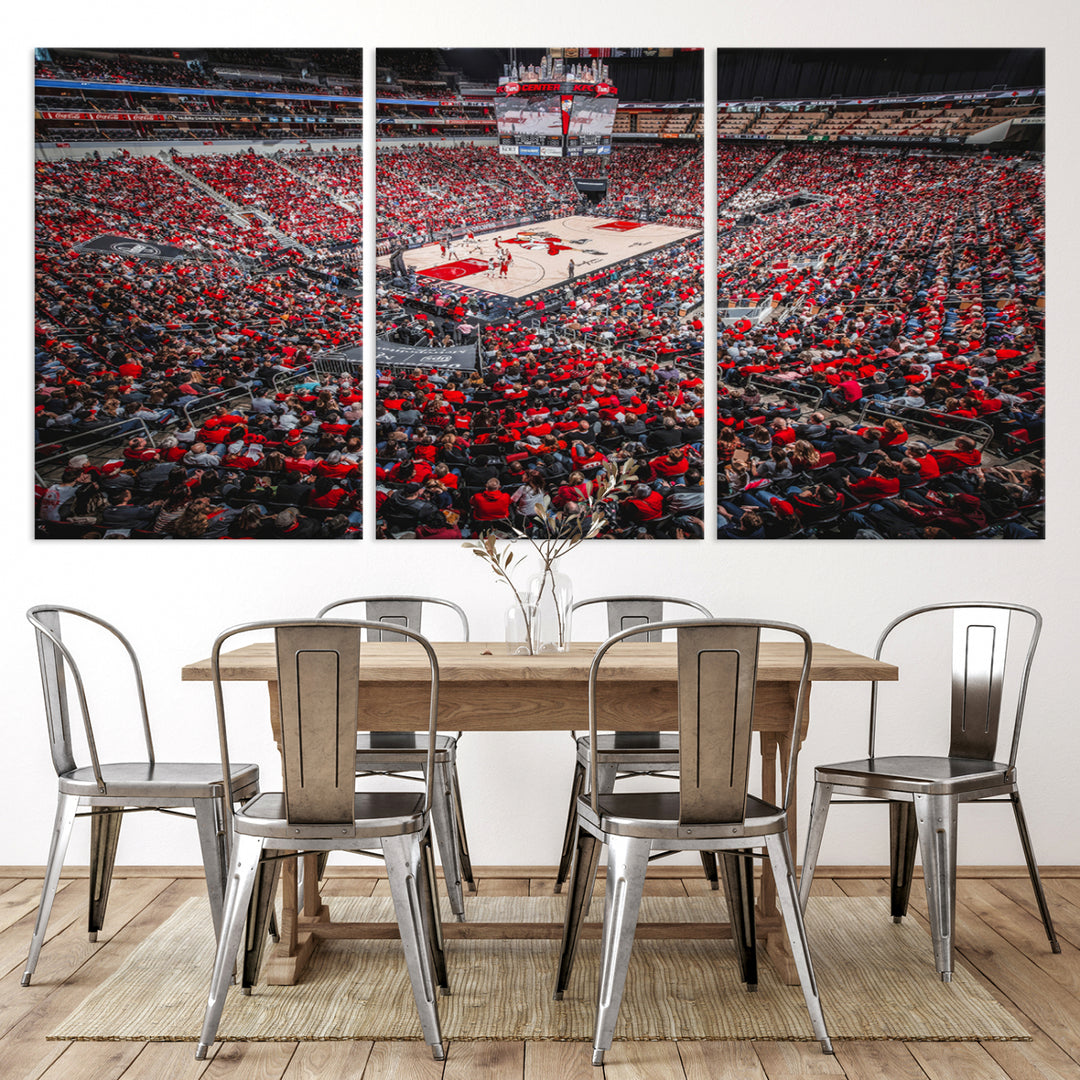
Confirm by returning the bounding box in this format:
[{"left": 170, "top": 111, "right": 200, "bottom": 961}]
[
  {"left": 798, "top": 781, "right": 833, "bottom": 912},
  {"left": 446, "top": 756, "right": 475, "bottom": 893},
  {"left": 23, "top": 792, "right": 78, "bottom": 986},
  {"left": 417, "top": 825, "right": 450, "bottom": 993},
  {"left": 719, "top": 851, "right": 757, "bottom": 989},
  {"left": 238, "top": 792, "right": 276, "bottom": 942},
  {"left": 554, "top": 759, "right": 586, "bottom": 894},
  {"left": 554, "top": 823, "right": 601, "bottom": 999},
  {"left": 764, "top": 830, "right": 833, "bottom": 1054},
  {"left": 196, "top": 832, "right": 264, "bottom": 1060},
  {"left": 88, "top": 807, "right": 124, "bottom": 941},
  {"left": 592, "top": 834, "right": 651, "bottom": 1066},
  {"left": 429, "top": 761, "right": 465, "bottom": 921},
  {"left": 913, "top": 792, "right": 959, "bottom": 981},
  {"left": 382, "top": 831, "right": 445, "bottom": 1060},
  {"left": 1010, "top": 790, "right": 1061, "bottom": 953},
  {"left": 194, "top": 797, "right": 228, "bottom": 941},
  {"left": 700, "top": 852, "right": 720, "bottom": 891},
  {"left": 242, "top": 849, "right": 282, "bottom": 992},
  {"left": 889, "top": 800, "right": 919, "bottom": 923}
]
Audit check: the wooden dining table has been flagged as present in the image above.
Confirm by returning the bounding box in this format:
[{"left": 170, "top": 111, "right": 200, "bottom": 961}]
[{"left": 182, "top": 639, "right": 897, "bottom": 985}]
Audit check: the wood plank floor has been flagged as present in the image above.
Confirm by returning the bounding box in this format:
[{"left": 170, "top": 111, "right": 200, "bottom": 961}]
[{"left": 1, "top": 867, "right": 1077, "bottom": 1080}]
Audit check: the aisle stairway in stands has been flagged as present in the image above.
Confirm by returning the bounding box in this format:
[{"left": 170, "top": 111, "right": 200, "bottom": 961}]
[
  {"left": 514, "top": 156, "right": 555, "bottom": 195},
  {"left": 274, "top": 154, "right": 361, "bottom": 216},
  {"left": 719, "top": 148, "right": 785, "bottom": 211},
  {"left": 162, "top": 154, "right": 317, "bottom": 257}
]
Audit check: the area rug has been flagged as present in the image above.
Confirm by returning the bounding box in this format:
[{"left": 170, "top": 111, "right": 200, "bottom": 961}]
[{"left": 50, "top": 896, "right": 1027, "bottom": 1043}]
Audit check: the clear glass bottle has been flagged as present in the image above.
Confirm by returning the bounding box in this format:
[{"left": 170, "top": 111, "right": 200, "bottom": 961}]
[
  {"left": 505, "top": 600, "right": 539, "bottom": 655},
  {"left": 527, "top": 568, "right": 574, "bottom": 652}
]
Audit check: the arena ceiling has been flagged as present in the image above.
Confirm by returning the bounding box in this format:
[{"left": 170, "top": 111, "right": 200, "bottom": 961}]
[{"left": 715, "top": 48, "right": 1044, "bottom": 101}]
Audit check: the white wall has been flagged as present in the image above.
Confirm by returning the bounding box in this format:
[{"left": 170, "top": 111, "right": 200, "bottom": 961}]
[{"left": 10, "top": 0, "right": 1076, "bottom": 872}]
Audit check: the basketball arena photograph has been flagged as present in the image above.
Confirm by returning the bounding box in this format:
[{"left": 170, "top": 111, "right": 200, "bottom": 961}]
[
  {"left": 35, "top": 48, "right": 365, "bottom": 539},
  {"left": 32, "top": 44, "right": 1045, "bottom": 541},
  {"left": 375, "top": 48, "right": 706, "bottom": 540},
  {"left": 713, "top": 49, "right": 1044, "bottom": 540}
]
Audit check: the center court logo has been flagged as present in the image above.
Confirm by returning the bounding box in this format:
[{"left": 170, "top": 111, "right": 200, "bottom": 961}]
[
  {"left": 505, "top": 233, "right": 573, "bottom": 256},
  {"left": 109, "top": 241, "right": 162, "bottom": 257}
]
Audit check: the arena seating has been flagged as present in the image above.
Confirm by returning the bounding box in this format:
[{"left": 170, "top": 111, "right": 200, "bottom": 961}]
[
  {"left": 34, "top": 49, "right": 1043, "bottom": 541},
  {"left": 713, "top": 145, "right": 1044, "bottom": 539},
  {"left": 35, "top": 147, "right": 365, "bottom": 539},
  {"left": 374, "top": 141, "right": 706, "bottom": 540},
  {"left": 718, "top": 100, "right": 1042, "bottom": 144}
]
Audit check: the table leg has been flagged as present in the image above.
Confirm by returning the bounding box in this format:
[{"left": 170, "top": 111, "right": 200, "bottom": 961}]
[
  {"left": 302, "top": 853, "right": 322, "bottom": 917},
  {"left": 759, "top": 731, "right": 779, "bottom": 922},
  {"left": 758, "top": 684, "right": 810, "bottom": 985},
  {"left": 278, "top": 854, "right": 299, "bottom": 956}
]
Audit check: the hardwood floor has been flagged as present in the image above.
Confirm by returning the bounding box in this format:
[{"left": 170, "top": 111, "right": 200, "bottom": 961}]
[{"left": 1, "top": 866, "right": 1077, "bottom": 1080}]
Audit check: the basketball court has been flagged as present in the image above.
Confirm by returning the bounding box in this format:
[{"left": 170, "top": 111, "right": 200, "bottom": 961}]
[{"left": 376, "top": 214, "right": 700, "bottom": 299}]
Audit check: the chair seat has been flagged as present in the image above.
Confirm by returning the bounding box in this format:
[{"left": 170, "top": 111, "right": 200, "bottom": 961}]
[
  {"left": 576, "top": 733, "right": 679, "bottom": 762},
  {"left": 357, "top": 732, "right": 456, "bottom": 765},
  {"left": 59, "top": 761, "right": 260, "bottom": 800},
  {"left": 578, "top": 734, "right": 678, "bottom": 751},
  {"left": 578, "top": 790, "right": 785, "bottom": 840},
  {"left": 815, "top": 755, "right": 1013, "bottom": 796},
  {"left": 235, "top": 791, "right": 426, "bottom": 840}
]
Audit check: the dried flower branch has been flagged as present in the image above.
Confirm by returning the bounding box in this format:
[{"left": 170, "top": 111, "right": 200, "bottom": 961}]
[
  {"left": 464, "top": 458, "right": 639, "bottom": 651},
  {"left": 462, "top": 534, "right": 534, "bottom": 647}
]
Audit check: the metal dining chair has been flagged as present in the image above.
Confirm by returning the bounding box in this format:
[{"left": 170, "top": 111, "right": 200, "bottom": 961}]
[
  {"left": 554, "top": 596, "right": 716, "bottom": 893},
  {"left": 554, "top": 618, "right": 832, "bottom": 1065},
  {"left": 23, "top": 605, "right": 261, "bottom": 986},
  {"left": 799, "top": 602, "right": 1060, "bottom": 981},
  {"left": 197, "top": 618, "right": 448, "bottom": 1062},
  {"left": 316, "top": 596, "right": 474, "bottom": 920}
]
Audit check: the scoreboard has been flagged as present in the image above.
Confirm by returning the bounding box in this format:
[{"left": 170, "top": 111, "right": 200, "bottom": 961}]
[{"left": 495, "top": 80, "right": 617, "bottom": 157}]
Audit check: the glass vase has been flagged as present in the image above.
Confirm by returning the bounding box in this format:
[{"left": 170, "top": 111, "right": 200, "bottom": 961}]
[
  {"left": 505, "top": 601, "right": 539, "bottom": 655},
  {"left": 527, "top": 568, "right": 574, "bottom": 652}
]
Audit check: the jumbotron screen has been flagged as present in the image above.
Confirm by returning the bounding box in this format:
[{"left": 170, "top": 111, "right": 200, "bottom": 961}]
[
  {"left": 494, "top": 93, "right": 563, "bottom": 141},
  {"left": 496, "top": 80, "right": 618, "bottom": 155},
  {"left": 567, "top": 95, "right": 617, "bottom": 142}
]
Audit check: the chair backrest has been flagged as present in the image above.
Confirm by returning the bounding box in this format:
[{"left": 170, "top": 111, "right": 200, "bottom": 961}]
[
  {"left": 870, "top": 602, "right": 1041, "bottom": 768},
  {"left": 572, "top": 596, "right": 713, "bottom": 643},
  {"left": 26, "top": 605, "right": 153, "bottom": 791},
  {"left": 211, "top": 619, "right": 440, "bottom": 826},
  {"left": 587, "top": 619, "right": 812, "bottom": 822},
  {"left": 316, "top": 596, "right": 469, "bottom": 643}
]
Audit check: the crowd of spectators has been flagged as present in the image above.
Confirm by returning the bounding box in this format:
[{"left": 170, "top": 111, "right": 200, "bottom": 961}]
[
  {"left": 36, "top": 54, "right": 215, "bottom": 88},
  {"left": 377, "top": 146, "right": 565, "bottom": 243},
  {"left": 35, "top": 147, "right": 365, "bottom": 539},
  {"left": 713, "top": 147, "right": 1044, "bottom": 539},
  {"left": 36, "top": 154, "right": 280, "bottom": 257},
  {"left": 375, "top": 139, "right": 707, "bottom": 540},
  {"left": 35, "top": 124, "right": 1043, "bottom": 540},
  {"left": 181, "top": 152, "right": 363, "bottom": 251},
  {"left": 36, "top": 49, "right": 366, "bottom": 146},
  {"left": 376, "top": 144, "right": 704, "bottom": 245},
  {"left": 372, "top": 298, "right": 707, "bottom": 540},
  {"left": 36, "top": 49, "right": 364, "bottom": 95}
]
